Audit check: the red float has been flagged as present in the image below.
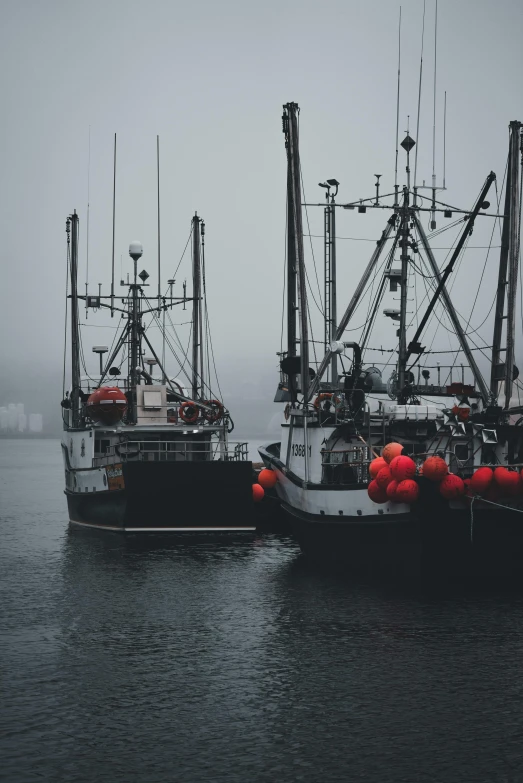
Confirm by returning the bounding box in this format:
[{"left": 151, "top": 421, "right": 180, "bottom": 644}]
[
  {"left": 252, "top": 484, "right": 265, "bottom": 502},
  {"left": 386, "top": 480, "right": 399, "bottom": 502},
  {"left": 86, "top": 386, "right": 127, "bottom": 424},
  {"left": 367, "top": 479, "right": 388, "bottom": 504},
  {"left": 493, "top": 467, "right": 520, "bottom": 496},
  {"left": 422, "top": 456, "right": 448, "bottom": 482},
  {"left": 258, "top": 469, "right": 277, "bottom": 489},
  {"left": 469, "top": 467, "right": 493, "bottom": 495},
  {"left": 395, "top": 479, "right": 419, "bottom": 503},
  {"left": 389, "top": 455, "right": 416, "bottom": 482},
  {"left": 375, "top": 466, "right": 393, "bottom": 490},
  {"left": 369, "top": 456, "right": 387, "bottom": 479},
  {"left": 439, "top": 474, "right": 465, "bottom": 500},
  {"left": 382, "top": 442, "right": 403, "bottom": 464}
]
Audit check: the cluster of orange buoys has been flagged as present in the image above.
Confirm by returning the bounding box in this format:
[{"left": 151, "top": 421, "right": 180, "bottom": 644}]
[
  {"left": 367, "top": 443, "right": 419, "bottom": 504},
  {"left": 253, "top": 469, "right": 278, "bottom": 502},
  {"left": 368, "top": 442, "right": 523, "bottom": 506}
]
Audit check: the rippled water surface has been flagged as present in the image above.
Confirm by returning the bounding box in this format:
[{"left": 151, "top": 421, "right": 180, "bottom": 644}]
[{"left": 2, "top": 439, "right": 523, "bottom": 782}]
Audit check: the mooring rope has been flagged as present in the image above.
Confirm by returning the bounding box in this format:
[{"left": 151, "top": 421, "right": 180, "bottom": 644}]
[{"left": 469, "top": 495, "right": 523, "bottom": 543}]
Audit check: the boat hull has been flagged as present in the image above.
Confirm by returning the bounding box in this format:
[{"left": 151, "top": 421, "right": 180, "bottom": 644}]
[{"left": 66, "top": 460, "right": 255, "bottom": 533}]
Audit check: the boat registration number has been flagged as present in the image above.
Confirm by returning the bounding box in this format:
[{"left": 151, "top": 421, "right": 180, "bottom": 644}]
[{"left": 291, "top": 443, "right": 312, "bottom": 458}]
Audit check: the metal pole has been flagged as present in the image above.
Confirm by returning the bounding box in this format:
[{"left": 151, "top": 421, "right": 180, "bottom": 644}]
[
  {"left": 283, "top": 103, "right": 309, "bottom": 404},
  {"left": 491, "top": 142, "right": 514, "bottom": 399},
  {"left": 69, "top": 212, "right": 81, "bottom": 427},
  {"left": 157, "top": 135, "right": 161, "bottom": 309},
  {"left": 330, "top": 194, "right": 338, "bottom": 386},
  {"left": 503, "top": 121, "right": 522, "bottom": 408},
  {"left": 111, "top": 134, "right": 116, "bottom": 317},
  {"left": 397, "top": 188, "right": 410, "bottom": 391},
  {"left": 324, "top": 198, "right": 330, "bottom": 356},
  {"left": 191, "top": 214, "right": 201, "bottom": 400}
]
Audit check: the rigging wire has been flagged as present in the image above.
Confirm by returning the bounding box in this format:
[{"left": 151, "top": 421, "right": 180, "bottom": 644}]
[{"left": 280, "top": 190, "right": 288, "bottom": 354}]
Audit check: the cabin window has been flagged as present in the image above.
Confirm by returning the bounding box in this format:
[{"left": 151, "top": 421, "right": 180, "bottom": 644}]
[
  {"left": 97, "top": 439, "right": 111, "bottom": 454},
  {"left": 454, "top": 444, "right": 469, "bottom": 462}
]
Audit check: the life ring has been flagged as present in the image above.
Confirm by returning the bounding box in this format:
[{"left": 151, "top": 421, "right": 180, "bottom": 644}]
[
  {"left": 180, "top": 402, "right": 199, "bottom": 424},
  {"left": 314, "top": 392, "right": 341, "bottom": 410},
  {"left": 202, "top": 399, "right": 224, "bottom": 424}
]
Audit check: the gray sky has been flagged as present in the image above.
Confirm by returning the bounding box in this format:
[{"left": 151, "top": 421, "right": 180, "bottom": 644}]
[{"left": 1, "top": 0, "right": 522, "bottom": 434}]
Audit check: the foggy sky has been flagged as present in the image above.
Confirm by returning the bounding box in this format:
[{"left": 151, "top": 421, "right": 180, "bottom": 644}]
[{"left": 1, "top": 0, "right": 522, "bottom": 436}]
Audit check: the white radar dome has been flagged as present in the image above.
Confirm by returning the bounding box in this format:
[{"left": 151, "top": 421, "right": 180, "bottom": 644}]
[{"left": 129, "top": 241, "right": 143, "bottom": 261}]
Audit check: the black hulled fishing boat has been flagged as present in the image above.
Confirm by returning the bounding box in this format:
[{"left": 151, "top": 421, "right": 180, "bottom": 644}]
[
  {"left": 61, "top": 190, "right": 253, "bottom": 533},
  {"left": 260, "top": 102, "right": 523, "bottom": 574}
]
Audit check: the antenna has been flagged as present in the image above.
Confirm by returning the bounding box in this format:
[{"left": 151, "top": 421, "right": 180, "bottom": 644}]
[
  {"left": 111, "top": 133, "right": 116, "bottom": 316},
  {"left": 394, "top": 6, "right": 402, "bottom": 206},
  {"left": 157, "top": 134, "right": 161, "bottom": 309},
  {"left": 431, "top": 0, "right": 438, "bottom": 228},
  {"left": 86, "top": 125, "right": 91, "bottom": 317},
  {"left": 413, "top": 0, "right": 426, "bottom": 198},
  {"left": 443, "top": 90, "right": 447, "bottom": 189}
]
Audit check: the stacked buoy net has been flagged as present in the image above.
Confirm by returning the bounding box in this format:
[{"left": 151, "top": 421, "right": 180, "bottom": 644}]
[
  {"left": 367, "top": 444, "right": 419, "bottom": 504},
  {"left": 368, "top": 444, "right": 523, "bottom": 507}
]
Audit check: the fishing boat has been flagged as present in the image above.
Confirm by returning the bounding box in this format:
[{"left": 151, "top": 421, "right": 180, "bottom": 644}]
[
  {"left": 260, "top": 102, "right": 523, "bottom": 572},
  {"left": 61, "top": 157, "right": 253, "bottom": 532}
]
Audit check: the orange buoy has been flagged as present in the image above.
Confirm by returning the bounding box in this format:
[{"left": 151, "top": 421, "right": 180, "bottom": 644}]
[
  {"left": 386, "top": 480, "right": 399, "bottom": 502},
  {"left": 422, "top": 456, "right": 448, "bottom": 482},
  {"left": 382, "top": 442, "right": 404, "bottom": 464},
  {"left": 252, "top": 484, "right": 265, "bottom": 502},
  {"left": 369, "top": 456, "right": 387, "bottom": 479},
  {"left": 439, "top": 474, "right": 465, "bottom": 500},
  {"left": 367, "top": 479, "right": 388, "bottom": 504},
  {"left": 258, "top": 469, "right": 277, "bottom": 489},
  {"left": 389, "top": 455, "right": 416, "bottom": 482},
  {"left": 395, "top": 479, "right": 419, "bottom": 503},
  {"left": 376, "top": 466, "right": 393, "bottom": 490},
  {"left": 469, "top": 467, "right": 493, "bottom": 495},
  {"left": 86, "top": 386, "right": 127, "bottom": 424},
  {"left": 493, "top": 467, "right": 520, "bottom": 496}
]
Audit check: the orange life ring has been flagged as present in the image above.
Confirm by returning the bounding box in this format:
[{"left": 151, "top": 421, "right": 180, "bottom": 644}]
[
  {"left": 179, "top": 401, "right": 199, "bottom": 424},
  {"left": 314, "top": 392, "right": 341, "bottom": 410},
  {"left": 202, "top": 399, "right": 224, "bottom": 424}
]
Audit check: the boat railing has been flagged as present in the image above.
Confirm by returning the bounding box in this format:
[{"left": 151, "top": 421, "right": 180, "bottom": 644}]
[
  {"left": 93, "top": 440, "right": 249, "bottom": 466},
  {"left": 320, "top": 447, "right": 370, "bottom": 485}
]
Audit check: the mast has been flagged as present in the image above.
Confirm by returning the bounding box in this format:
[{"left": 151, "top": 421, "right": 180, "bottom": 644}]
[
  {"left": 286, "top": 149, "right": 297, "bottom": 367},
  {"left": 69, "top": 211, "right": 81, "bottom": 427},
  {"left": 322, "top": 181, "right": 339, "bottom": 385},
  {"left": 127, "top": 243, "right": 143, "bottom": 423},
  {"left": 191, "top": 213, "right": 202, "bottom": 401},
  {"left": 282, "top": 102, "right": 309, "bottom": 403},
  {"left": 397, "top": 187, "right": 411, "bottom": 391},
  {"left": 490, "top": 120, "right": 523, "bottom": 407}
]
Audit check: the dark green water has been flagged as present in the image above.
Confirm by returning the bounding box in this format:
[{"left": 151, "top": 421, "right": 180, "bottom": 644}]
[{"left": 2, "top": 439, "right": 523, "bottom": 782}]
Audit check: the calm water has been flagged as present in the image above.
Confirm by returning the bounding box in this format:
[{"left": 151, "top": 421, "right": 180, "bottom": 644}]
[{"left": 2, "top": 440, "right": 523, "bottom": 782}]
